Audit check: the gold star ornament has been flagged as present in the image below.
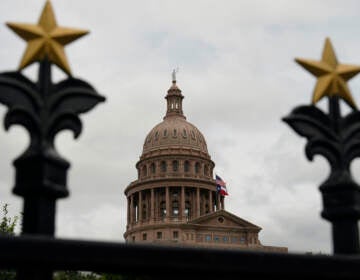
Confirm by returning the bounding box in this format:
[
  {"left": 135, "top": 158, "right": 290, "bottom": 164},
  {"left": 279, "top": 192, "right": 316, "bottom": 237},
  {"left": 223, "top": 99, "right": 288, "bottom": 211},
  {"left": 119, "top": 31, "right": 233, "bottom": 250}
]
[
  {"left": 295, "top": 38, "right": 360, "bottom": 109},
  {"left": 6, "top": 0, "right": 88, "bottom": 75}
]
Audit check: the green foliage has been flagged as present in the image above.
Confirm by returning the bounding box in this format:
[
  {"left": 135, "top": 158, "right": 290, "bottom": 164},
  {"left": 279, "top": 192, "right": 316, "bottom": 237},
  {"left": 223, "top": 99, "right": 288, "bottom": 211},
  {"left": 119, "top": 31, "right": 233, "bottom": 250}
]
[
  {"left": 0, "top": 204, "right": 18, "bottom": 280},
  {"left": 99, "top": 274, "right": 126, "bottom": 280},
  {"left": 0, "top": 204, "right": 18, "bottom": 235},
  {"left": 54, "top": 271, "right": 99, "bottom": 280},
  {"left": 0, "top": 270, "right": 16, "bottom": 280},
  {"left": 54, "top": 272, "right": 132, "bottom": 280},
  {"left": 53, "top": 272, "right": 148, "bottom": 280}
]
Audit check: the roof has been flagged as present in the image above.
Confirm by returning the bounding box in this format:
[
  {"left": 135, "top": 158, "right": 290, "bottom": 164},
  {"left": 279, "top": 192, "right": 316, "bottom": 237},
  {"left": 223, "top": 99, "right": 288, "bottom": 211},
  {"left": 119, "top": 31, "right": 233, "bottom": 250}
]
[{"left": 188, "top": 209, "right": 262, "bottom": 231}]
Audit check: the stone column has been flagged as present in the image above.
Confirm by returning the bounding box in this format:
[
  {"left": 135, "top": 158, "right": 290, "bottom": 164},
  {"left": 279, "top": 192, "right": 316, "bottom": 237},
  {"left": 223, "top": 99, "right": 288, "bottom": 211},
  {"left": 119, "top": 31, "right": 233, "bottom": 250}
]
[
  {"left": 166, "top": 186, "right": 170, "bottom": 221},
  {"left": 209, "top": 190, "right": 213, "bottom": 213},
  {"left": 196, "top": 188, "right": 200, "bottom": 217},
  {"left": 130, "top": 194, "right": 134, "bottom": 225},
  {"left": 181, "top": 186, "right": 185, "bottom": 221},
  {"left": 150, "top": 188, "right": 155, "bottom": 223},
  {"left": 156, "top": 189, "right": 160, "bottom": 221},
  {"left": 216, "top": 192, "right": 221, "bottom": 211},
  {"left": 221, "top": 195, "right": 225, "bottom": 210},
  {"left": 127, "top": 196, "right": 130, "bottom": 226},
  {"left": 201, "top": 192, "right": 205, "bottom": 214},
  {"left": 138, "top": 191, "right": 143, "bottom": 223}
]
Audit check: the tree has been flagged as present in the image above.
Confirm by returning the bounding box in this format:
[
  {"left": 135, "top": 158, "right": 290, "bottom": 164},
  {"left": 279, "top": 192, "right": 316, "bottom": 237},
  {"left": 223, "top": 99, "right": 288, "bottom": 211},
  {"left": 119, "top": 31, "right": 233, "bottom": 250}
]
[
  {"left": 54, "top": 272, "right": 131, "bottom": 280},
  {"left": 0, "top": 204, "right": 18, "bottom": 235},
  {"left": 54, "top": 271, "right": 99, "bottom": 280},
  {"left": 0, "top": 204, "right": 18, "bottom": 280}
]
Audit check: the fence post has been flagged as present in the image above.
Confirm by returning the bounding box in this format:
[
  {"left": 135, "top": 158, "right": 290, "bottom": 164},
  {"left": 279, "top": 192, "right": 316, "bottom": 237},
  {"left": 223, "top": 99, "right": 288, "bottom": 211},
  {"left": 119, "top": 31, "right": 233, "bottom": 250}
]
[
  {"left": 0, "top": 2, "right": 105, "bottom": 278},
  {"left": 283, "top": 38, "right": 360, "bottom": 254}
]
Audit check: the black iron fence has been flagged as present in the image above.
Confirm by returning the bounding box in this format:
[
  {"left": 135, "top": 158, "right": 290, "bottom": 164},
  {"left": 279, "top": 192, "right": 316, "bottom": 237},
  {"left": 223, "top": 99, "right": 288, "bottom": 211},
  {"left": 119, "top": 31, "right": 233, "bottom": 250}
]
[
  {"left": 0, "top": 66, "right": 360, "bottom": 279},
  {"left": 1, "top": 3, "right": 360, "bottom": 279},
  {"left": 1, "top": 234, "right": 360, "bottom": 279}
]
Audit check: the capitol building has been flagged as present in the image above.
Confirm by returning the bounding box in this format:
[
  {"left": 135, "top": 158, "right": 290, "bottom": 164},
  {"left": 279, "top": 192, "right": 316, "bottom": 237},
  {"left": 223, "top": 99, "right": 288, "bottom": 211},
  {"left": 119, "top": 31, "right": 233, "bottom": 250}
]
[{"left": 124, "top": 76, "right": 287, "bottom": 252}]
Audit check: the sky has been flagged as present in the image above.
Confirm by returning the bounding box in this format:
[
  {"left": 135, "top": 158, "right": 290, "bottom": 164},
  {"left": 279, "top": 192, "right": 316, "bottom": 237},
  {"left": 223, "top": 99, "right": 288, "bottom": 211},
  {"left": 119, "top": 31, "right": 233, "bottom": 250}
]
[{"left": 1, "top": 0, "right": 360, "bottom": 254}]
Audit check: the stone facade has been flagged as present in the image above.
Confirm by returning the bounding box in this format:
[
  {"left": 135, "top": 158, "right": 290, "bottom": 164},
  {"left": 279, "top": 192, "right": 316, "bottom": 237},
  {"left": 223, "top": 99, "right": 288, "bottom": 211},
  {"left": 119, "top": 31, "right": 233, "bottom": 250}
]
[{"left": 124, "top": 79, "right": 287, "bottom": 253}]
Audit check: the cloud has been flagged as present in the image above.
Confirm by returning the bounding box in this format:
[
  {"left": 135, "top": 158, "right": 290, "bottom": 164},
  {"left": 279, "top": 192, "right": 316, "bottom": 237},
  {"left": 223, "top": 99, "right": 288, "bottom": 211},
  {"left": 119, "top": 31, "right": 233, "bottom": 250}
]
[
  {"left": 57, "top": 203, "right": 126, "bottom": 241},
  {"left": 1, "top": 0, "right": 360, "bottom": 254}
]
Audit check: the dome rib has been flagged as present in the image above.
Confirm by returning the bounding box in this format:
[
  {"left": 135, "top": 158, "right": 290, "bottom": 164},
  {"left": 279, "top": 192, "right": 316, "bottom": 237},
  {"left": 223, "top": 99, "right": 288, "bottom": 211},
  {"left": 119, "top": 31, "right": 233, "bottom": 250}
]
[{"left": 142, "top": 117, "right": 209, "bottom": 155}]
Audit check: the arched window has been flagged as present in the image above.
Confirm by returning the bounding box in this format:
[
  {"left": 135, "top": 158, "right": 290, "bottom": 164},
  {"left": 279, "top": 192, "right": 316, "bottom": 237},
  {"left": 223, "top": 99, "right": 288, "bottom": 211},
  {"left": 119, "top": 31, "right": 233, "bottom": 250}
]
[
  {"left": 172, "top": 191, "right": 179, "bottom": 198},
  {"left": 185, "top": 201, "right": 191, "bottom": 220},
  {"left": 204, "top": 165, "right": 209, "bottom": 176},
  {"left": 195, "top": 162, "right": 200, "bottom": 174},
  {"left": 161, "top": 161, "right": 167, "bottom": 172},
  {"left": 135, "top": 202, "right": 139, "bottom": 223},
  {"left": 205, "top": 203, "right": 210, "bottom": 214},
  {"left": 182, "top": 129, "right": 187, "bottom": 138},
  {"left": 150, "top": 163, "right": 156, "bottom": 174},
  {"left": 142, "top": 203, "right": 147, "bottom": 220},
  {"left": 184, "top": 161, "right": 190, "bottom": 172},
  {"left": 142, "top": 165, "right": 147, "bottom": 176},
  {"left": 172, "top": 200, "right": 179, "bottom": 216},
  {"left": 172, "top": 160, "right": 178, "bottom": 172},
  {"left": 160, "top": 201, "right": 166, "bottom": 218}
]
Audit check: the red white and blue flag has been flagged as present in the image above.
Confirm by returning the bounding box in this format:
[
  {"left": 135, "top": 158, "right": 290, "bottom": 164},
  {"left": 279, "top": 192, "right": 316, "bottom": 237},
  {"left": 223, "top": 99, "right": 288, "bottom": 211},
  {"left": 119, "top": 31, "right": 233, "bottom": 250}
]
[{"left": 216, "top": 174, "right": 228, "bottom": 196}]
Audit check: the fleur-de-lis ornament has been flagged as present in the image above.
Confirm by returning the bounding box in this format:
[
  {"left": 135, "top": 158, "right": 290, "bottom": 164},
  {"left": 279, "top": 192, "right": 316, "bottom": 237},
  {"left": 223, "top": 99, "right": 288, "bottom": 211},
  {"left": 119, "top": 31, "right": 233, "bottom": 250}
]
[
  {"left": 283, "top": 38, "right": 360, "bottom": 254},
  {"left": 0, "top": 0, "right": 105, "bottom": 238}
]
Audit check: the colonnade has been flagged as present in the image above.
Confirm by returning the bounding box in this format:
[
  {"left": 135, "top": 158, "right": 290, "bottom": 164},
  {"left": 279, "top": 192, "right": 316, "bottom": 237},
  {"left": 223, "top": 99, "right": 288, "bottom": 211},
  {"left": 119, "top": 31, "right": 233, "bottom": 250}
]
[{"left": 127, "top": 186, "right": 224, "bottom": 227}]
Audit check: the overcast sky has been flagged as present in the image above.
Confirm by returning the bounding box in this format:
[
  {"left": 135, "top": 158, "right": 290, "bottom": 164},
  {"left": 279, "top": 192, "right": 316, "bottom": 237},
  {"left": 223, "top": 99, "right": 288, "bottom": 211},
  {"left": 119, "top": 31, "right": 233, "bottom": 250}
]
[{"left": 2, "top": 0, "right": 360, "bottom": 254}]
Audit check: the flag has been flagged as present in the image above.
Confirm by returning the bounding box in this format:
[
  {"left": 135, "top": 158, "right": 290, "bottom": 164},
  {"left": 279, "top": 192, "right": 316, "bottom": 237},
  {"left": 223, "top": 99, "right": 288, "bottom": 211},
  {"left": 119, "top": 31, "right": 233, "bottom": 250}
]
[{"left": 216, "top": 174, "right": 228, "bottom": 196}]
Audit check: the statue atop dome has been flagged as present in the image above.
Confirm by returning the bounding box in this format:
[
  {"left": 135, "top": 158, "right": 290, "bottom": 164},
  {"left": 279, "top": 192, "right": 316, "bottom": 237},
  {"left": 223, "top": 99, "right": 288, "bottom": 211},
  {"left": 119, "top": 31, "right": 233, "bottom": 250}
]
[{"left": 172, "top": 67, "right": 179, "bottom": 83}]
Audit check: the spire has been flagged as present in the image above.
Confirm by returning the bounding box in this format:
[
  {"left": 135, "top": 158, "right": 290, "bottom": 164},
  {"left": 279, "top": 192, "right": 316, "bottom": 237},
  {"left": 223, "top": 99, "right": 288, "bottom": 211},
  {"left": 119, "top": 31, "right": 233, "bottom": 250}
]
[
  {"left": 172, "top": 68, "right": 177, "bottom": 83},
  {"left": 164, "top": 70, "right": 185, "bottom": 119}
]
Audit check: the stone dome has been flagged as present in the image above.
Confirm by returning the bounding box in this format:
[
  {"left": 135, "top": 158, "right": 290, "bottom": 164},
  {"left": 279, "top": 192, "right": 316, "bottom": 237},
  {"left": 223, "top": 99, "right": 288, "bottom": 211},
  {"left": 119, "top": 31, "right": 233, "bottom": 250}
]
[
  {"left": 142, "top": 116, "right": 209, "bottom": 155},
  {"left": 141, "top": 79, "right": 209, "bottom": 157}
]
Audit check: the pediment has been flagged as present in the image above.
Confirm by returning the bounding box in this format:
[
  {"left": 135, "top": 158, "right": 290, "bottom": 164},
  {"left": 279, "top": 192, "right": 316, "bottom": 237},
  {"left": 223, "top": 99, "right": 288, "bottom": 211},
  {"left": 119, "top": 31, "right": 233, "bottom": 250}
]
[{"left": 188, "top": 210, "right": 261, "bottom": 230}]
